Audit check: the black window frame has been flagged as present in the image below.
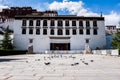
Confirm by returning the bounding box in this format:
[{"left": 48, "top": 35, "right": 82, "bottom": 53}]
[
  {"left": 86, "top": 39, "right": 89, "bottom": 43},
  {"left": 43, "top": 28, "right": 47, "bottom": 35},
  {"left": 58, "top": 29, "right": 63, "bottom": 35},
  {"left": 29, "top": 39, "right": 33, "bottom": 43},
  {"left": 86, "top": 29, "right": 90, "bottom": 35},
  {"left": 36, "top": 20, "right": 40, "bottom": 26},
  {"left": 43, "top": 20, "right": 47, "bottom": 26},
  {"left": 93, "top": 21, "right": 97, "bottom": 26},
  {"left": 22, "top": 28, "right": 26, "bottom": 34},
  {"left": 50, "top": 29, "right": 54, "bottom": 35},
  {"left": 50, "top": 20, "right": 55, "bottom": 26},
  {"left": 86, "top": 21, "right": 90, "bottom": 27},
  {"left": 72, "top": 29, "right": 76, "bottom": 35},
  {"left": 36, "top": 28, "right": 40, "bottom": 35},
  {"left": 22, "top": 20, "right": 26, "bottom": 26},
  {"left": 79, "top": 21, "right": 83, "bottom": 26},
  {"left": 29, "top": 28, "right": 33, "bottom": 34},
  {"left": 65, "top": 20, "right": 69, "bottom": 26},
  {"left": 72, "top": 21, "right": 76, "bottom": 26},
  {"left": 79, "top": 29, "right": 83, "bottom": 34},
  {"left": 29, "top": 20, "right": 33, "bottom": 26},
  {"left": 66, "top": 29, "right": 70, "bottom": 35},
  {"left": 58, "top": 20, "right": 63, "bottom": 26},
  {"left": 93, "top": 29, "right": 97, "bottom": 35}
]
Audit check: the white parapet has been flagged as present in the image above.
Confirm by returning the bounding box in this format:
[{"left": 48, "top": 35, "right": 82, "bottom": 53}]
[
  {"left": 111, "top": 49, "right": 119, "bottom": 56},
  {"left": 101, "top": 50, "right": 107, "bottom": 55}
]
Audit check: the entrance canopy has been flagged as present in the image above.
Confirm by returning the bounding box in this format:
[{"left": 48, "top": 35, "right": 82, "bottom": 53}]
[{"left": 50, "top": 37, "right": 70, "bottom": 43}]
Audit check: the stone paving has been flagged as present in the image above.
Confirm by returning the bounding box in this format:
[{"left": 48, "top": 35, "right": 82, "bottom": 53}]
[{"left": 0, "top": 54, "right": 120, "bottom": 80}]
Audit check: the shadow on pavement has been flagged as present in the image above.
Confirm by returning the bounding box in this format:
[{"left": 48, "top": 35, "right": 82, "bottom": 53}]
[{"left": 0, "top": 58, "right": 26, "bottom": 62}]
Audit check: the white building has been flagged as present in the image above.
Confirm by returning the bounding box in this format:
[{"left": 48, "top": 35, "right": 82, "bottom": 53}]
[
  {"left": 13, "top": 11, "right": 106, "bottom": 53},
  {"left": 105, "top": 25, "right": 117, "bottom": 34},
  {"left": 0, "top": 18, "right": 14, "bottom": 30}
]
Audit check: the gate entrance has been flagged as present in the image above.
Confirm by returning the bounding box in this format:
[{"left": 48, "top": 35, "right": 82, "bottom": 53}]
[{"left": 50, "top": 43, "right": 70, "bottom": 50}]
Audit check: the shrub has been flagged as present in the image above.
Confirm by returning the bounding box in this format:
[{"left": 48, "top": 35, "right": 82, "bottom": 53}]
[{"left": 0, "top": 49, "right": 27, "bottom": 56}]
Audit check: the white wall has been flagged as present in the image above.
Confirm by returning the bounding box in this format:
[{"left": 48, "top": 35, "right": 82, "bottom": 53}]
[
  {"left": 13, "top": 19, "right": 106, "bottom": 53},
  {"left": 33, "top": 36, "right": 50, "bottom": 53},
  {"left": 13, "top": 20, "right": 28, "bottom": 50}
]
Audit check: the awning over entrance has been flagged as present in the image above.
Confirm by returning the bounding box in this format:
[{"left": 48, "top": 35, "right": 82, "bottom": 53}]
[{"left": 50, "top": 37, "right": 70, "bottom": 43}]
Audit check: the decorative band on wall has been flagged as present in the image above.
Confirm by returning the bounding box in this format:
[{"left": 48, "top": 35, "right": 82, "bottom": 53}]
[{"left": 49, "top": 37, "right": 70, "bottom": 39}]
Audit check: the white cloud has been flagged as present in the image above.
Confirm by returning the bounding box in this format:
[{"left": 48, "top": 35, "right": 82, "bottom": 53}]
[
  {"left": 0, "top": 5, "right": 8, "bottom": 11},
  {"left": 48, "top": 0, "right": 120, "bottom": 26},
  {"left": 0, "top": 0, "right": 9, "bottom": 11},
  {"left": 49, "top": 0, "right": 99, "bottom": 16},
  {"left": 104, "top": 11, "right": 120, "bottom": 27},
  {"left": 77, "top": 8, "right": 99, "bottom": 17},
  {"left": 49, "top": 0, "right": 84, "bottom": 15},
  {"left": 33, "top": 3, "right": 48, "bottom": 11}
]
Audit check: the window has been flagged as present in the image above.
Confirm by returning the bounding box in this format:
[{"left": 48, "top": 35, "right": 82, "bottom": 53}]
[
  {"left": 58, "top": 20, "right": 63, "bottom": 26},
  {"left": 22, "top": 20, "right": 26, "bottom": 26},
  {"left": 58, "top": 29, "right": 63, "bottom": 35},
  {"left": 22, "top": 28, "right": 26, "bottom": 34},
  {"left": 86, "top": 21, "right": 90, "bottom": 27},
  {"left": 86, "top": 39, "right": 89, "bottom": 43},
  {"left": 93, "top": 21, "right": 97, "bottom": 26},
  {"left": 72, "top": 21, "right": 76, "bottom": 26},
  {"left": 65, "top": 20, "right": 69, "bottom": 26},
  {"left": 29, "top": 20, "right": 33, "bottom": 26},
  {"left": 43, "top": 20, "right": 47, "bottom": 26},
  {"left": 72, "top": 29, "right": 76, "bottom": 35},
  {"left": 43, "top": 29, "right": 47, "bottom": 35},
  {"left": 86, "top": 29, "right": 90, "bottom": 35},
  {"left": 36, "top": 20, "right": 40, "bottom": 26},
  {"left": 29, "top": 28, "right": 33, "bottom": 34},
  {"left": 29, "top": 39, "right": 33, "bottom": 43},
  {"left": 93, "top": 29, "right": 97, "bottom": 35},
  {"left": 110, "top": 27, "right": 112, "bottom": 29},
  {"left": 50, "top": 20, "right": 54, "bottom": 26},
  {"left": 50, "top": 29, "right": 54, "bottom": 35},
  {"left": 36, "top": 28, "right": 40, "bottom": 35},
  {"left": 79, "top": 21, "right": 83, "bottom": 26},
  {"left": 66, "top": 29, "right": 69, "bottom": 35},
  {"left": 79, "top": 29, "right": 83, "bottom": 34},
  {"left": 113, "top": 27, "right": 115, "bottom": 30}
]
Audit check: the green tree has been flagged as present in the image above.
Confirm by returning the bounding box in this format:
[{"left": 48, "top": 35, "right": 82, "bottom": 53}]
[
  {"left": 112, "top": 32, "right": 120, "bottom": 53},
  {"left": 1, "top": 26, "right": 13, "bottom": 49}
]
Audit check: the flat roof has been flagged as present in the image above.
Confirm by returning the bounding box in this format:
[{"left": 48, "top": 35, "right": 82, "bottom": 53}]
[
  {"left": 15, "top": 15, "right": 104, "bottom": 20},
  {"left": 106, "top": 25, "right": 116, "bottom": 27}
]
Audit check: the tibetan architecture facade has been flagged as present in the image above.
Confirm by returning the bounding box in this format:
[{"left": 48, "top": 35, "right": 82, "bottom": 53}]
[
  {"left": 13, "top": 11, "right": 106, "bottom": 53},
  {"left": 105, "top": 25, "right": 117, "bottom": 34},
  {"left": 0, "top": 7, "right": 37, "bottom": 30}
]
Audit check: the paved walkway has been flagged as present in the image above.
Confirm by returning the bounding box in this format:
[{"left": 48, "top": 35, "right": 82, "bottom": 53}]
[{"left": 0, "top": 54, "right": 120, "bottom": 80}]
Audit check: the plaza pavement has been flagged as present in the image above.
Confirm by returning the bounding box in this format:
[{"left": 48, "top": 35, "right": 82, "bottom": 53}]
[{"left": 0, "top": 54, "right": 120, "bottom": 80}]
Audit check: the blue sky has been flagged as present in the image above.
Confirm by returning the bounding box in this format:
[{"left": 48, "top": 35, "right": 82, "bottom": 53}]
[
  {"left": 1, "top": 0, "right": 119, "bottom": 14},
  {"left": 82, "top": 0, "right": 120, "bottom": 14},
  {"left": 0, "top": 0, "right": 120, "bottom": 26}
]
